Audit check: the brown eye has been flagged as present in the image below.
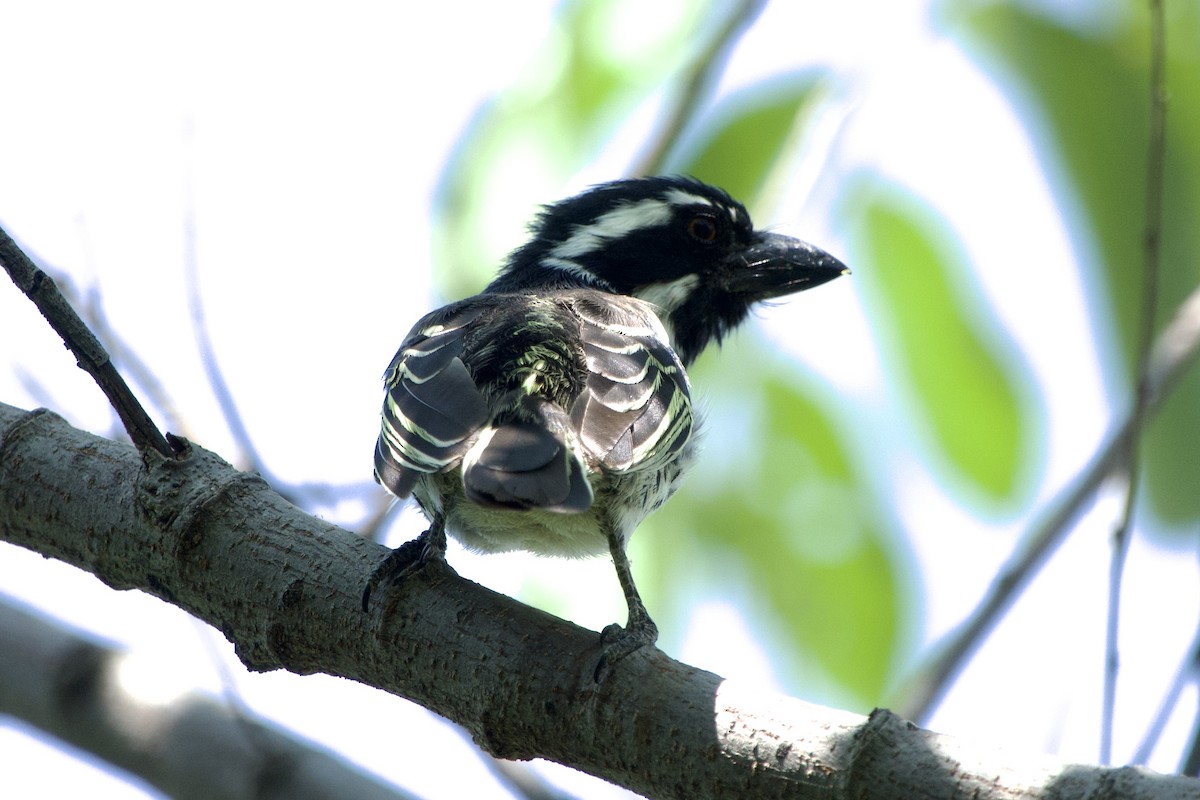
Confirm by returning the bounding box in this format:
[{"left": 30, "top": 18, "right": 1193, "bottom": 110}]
[{"left": 687, "top": 214, "right": 718, "bottom": 243}]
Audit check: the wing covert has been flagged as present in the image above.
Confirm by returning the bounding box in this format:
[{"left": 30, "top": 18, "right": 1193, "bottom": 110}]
[
  {"left": 375, "top": 304, "right": 490, "bottom": 498},
  {"left": 568, "top": 296, "right": 693, "bottom": 473}
]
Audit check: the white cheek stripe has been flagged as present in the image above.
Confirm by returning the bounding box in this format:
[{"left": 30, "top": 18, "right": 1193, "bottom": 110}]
[
  {"left": 633, "top": 274, "right": 700, "bottom": 315},
  {"left": 551, "top": 198, "right": 674, "bottom": 259}
]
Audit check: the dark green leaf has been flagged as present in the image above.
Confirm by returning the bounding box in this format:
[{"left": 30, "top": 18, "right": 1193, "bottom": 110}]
[
  {"left": 671, "top": 75, "right": 827, "bottom": 210},
  {"left": 950, "top": 2, "right": 1200, "bottom": 524},
  {"left": 841, "top": 182, "right": 1040, "bottom": 507},
  {"left": 431, "top": 0, "right": 733, "bottom": 299},
  {"left": 649, "top": 343, "right": 907, "bottom": 704}
]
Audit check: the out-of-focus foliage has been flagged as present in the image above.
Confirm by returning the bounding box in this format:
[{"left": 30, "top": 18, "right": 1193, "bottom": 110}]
[
  {"left": 653, "top": 74, "right": 911, "bottom": 700},
  {"left": 668, "top": 75, "right": 827, "bottom": 208},
  {"left": 432, "top": 0, "right": 717, "bottom": 299},
  {"left": 948, "top": 2, "right": 1200, "bottom": 528},
  {"left": 840, "top": 181, "right": 1043, "bottom": 508},
  {"left": 7, "top": 0, "right": 1200, "bottom": 793},
  {"left": 430, "top": 0, "right": 913, "bottom": 708},
  {"left": 426, "top": 0, "right": 1196, "bottom": 712},
  {"left": 658, "top": 344, "right": 904, "bottom": 703}
]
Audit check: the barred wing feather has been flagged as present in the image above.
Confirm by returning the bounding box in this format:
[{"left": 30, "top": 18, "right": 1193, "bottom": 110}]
[
  {"left": 375, "top": 305, "right": 490, "bottom": 498},
  {"left": 569, "top": 296, "right": 693, "bottom": 473}
]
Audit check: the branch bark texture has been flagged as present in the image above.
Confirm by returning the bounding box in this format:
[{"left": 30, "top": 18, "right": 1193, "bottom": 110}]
[{"left": 1, "top": 401, "right": 1196, "bottom": 800}]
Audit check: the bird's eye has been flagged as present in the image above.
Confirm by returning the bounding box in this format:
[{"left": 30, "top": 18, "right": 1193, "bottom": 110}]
[{"left": 686, "top": 214, "right": 719, "bottom": 243}]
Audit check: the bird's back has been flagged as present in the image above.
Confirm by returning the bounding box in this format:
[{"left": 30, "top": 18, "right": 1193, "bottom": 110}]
[{"left": 375, "top": 289, "right": 696, "bottom": 556}]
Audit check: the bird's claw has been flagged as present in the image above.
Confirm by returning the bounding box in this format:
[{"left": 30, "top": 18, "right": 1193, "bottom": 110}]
[
  {"left": 361, "top": 532, "right": 444, "bottom": 612},
  {"left": 592, "top": 617, "right": 659, "bottom": 683}
]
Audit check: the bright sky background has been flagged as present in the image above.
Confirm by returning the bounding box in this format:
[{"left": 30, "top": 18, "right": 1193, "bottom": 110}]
[{"left": 1, "top": 2, "right": 1197, "bottom": 798}]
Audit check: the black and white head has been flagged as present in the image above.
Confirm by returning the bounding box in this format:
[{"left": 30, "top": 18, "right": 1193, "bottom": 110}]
[{"left": 488, "top": 176, "right": 847, "bottom": 365}]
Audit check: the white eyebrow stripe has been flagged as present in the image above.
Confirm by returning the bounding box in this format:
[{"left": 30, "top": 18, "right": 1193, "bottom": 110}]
[
  {"left": 551, "top": 198, "right": 673, "bottom": 259},
  {"left": 663, "top": 188, "right": 715, "bottom": 207}
]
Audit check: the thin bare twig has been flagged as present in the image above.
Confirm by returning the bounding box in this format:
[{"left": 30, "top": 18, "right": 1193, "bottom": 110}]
[
  {"left": 485, "top": 759, "right": 576, "bottom": 800},
  {"left": 175, "top": 130, "right": 365, "bottom": 512},
  {"left": 1185, "top": 704, "right": 1200, "bottom": 777},
  {"left": 1101, "top": 494, "right": 1134, "bottom": 766},
  {"left": 900, "top": 281, "right": 1200, "bottom": 723},
  {"left": 1133, "top": 614, "right": 1200, "bottom": 765},
  {"left": 451, "top": 721, "right": 578, "bottom": 800},
  {"left": 82, "top": 282, "right": 192, "bottom": 439},
  {"left": 1102, "top": 0, "right": 1168, "bottom": 764},
  {"left": 628, "top": 0, "right": 768, "bottom": 177},
  {"left": 181, "top": 123, "right": 268, "bottom": 474},
  {"left": 358, "top": 492, "right": 402, "bottom": 543},
  {"left": 18, "top": 262, "right": 192, "bottom": 439},
  {"left": 0, "top": 225, "right": 177, "bottom": 458}
]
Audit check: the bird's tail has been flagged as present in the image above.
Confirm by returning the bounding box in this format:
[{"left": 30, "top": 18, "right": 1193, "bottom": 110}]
[{"left": 461, "top": 413, "right": 593, "bottom": 513}]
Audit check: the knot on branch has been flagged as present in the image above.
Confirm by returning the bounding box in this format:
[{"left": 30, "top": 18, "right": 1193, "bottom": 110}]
[{"left": 136, "top": 440, "right": 269, "bottom": 560}]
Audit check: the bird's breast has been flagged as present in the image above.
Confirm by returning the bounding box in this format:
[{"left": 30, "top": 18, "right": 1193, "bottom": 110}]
[{"left": 448, "top": 501, "right": 609, "bottom": 558}]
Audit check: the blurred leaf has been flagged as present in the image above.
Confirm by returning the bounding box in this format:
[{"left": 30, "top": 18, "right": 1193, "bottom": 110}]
[
  {"left": 948, "top": 3, "right": 1200, "bottom": 524},
  {"left": 650, "top": 342, "right": 906, "bottom": 705},
  {"left": 670, "top": 74, "right": 828, "bottom": 210},
  {"left": 756, "top": 375, "right": 900, "bottom": 702},
  {"left": 841, "top": 182, "right": 1039, "bottom": 507},
  {"left": 431, "top": 0, "right": 731, "bottom": 299}
]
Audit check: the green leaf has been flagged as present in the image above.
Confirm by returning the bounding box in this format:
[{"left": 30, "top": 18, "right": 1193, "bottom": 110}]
[
  {"left": 670, "top": 74, "right": 828, "bottom": 211},
  {"left": 755, "top": 375, "right": 902, "bottom": 702},
  {"left": 648, "top": 342, "right": 907, "bottom": 705},
  {"left": 431, "top": 0, "right": 727, "bottom": 300},
  {"left": 950, "top": 2, "right": 1200, "bottom": 524},
  {"left": 841, "top": 182, "right": 1040, "bottom": 507}
]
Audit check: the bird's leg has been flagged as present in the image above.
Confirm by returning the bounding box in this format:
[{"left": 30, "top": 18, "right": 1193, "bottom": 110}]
[
  {"left": 361, "top": 513, "right": 448, "bottom": 611},
  {"left": 594, "top": 520, "right": 659, "bottom": 682}
]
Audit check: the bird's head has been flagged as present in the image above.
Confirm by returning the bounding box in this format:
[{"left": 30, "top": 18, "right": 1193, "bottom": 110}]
[{"left": 489, "top": 176, "right": 848, "bottom": 365}]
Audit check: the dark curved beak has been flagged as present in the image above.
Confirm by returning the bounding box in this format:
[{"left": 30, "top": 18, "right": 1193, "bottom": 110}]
[{"left": 724, "top": 232, "right": 849, "bottom": 300}]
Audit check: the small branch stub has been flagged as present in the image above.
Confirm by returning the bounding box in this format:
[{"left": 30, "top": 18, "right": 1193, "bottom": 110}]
[{"left": 0, "top": 225, "right": 177, "bottom": 458}]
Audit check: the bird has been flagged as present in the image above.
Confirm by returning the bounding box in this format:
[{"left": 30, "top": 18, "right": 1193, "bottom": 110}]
[{"left": 363, "top": 175, "right": 847, "bottom": 678}]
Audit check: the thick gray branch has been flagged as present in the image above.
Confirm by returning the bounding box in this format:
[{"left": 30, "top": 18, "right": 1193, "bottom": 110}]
[
  {"left": 0, "top": 595, "right": 414, "bottom": 800},
  {"left": 0, "top": 401, "right": 1196, "bottom": 800}
]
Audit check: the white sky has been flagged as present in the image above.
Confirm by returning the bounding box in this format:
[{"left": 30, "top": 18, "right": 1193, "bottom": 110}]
[{"left": 1, "top": 2, "right": 1197, "bottom": 798}]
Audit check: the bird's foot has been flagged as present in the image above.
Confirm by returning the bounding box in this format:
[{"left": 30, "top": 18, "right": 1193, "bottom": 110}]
[
  {"left": 593, "top": 616, "right": 659, "bottom": 683},
  {"left": 361, "top": 530, "right": 445, "bottom": 612}
]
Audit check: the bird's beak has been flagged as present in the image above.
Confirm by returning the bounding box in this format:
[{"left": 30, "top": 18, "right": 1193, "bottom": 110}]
[{"left": 724, "top": 232, "right": 849, "bottom": 300}]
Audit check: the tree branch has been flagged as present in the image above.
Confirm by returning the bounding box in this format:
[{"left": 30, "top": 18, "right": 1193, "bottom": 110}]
[
  {"left": 628, "top": 0, "right": 768, "bottom": 177},
  {"left": 900, "top": 279, "right": 1200, "bottom": 724},
  {"left": 1134, "top": 617, "right": 1200, "bottom": 766},
  {"left": 1101, "top": 0, "right": 1169, "bottom": 763},
  {"left": 1, "top": 401, "right": 1197, "bottom": 799},
  {"left": 0, "top": 594, "right": 416, "bottom": 800},
  {"left": 0, "top": 225, "right": 177, "bottom": 459},
  {"left": 180, "top": 133, "right": 269, "bottom": 475}
]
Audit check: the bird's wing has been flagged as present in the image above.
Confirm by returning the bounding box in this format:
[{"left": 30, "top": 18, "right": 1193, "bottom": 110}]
[
  {"left": 457, "top": 295, "right": 595, "bottom": 514},
  {"left": 568, "top": 294, "right": 694, "bottom": 473},
  {"left": 374, "top": 302, "right": 491, "bottom": 498}
]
